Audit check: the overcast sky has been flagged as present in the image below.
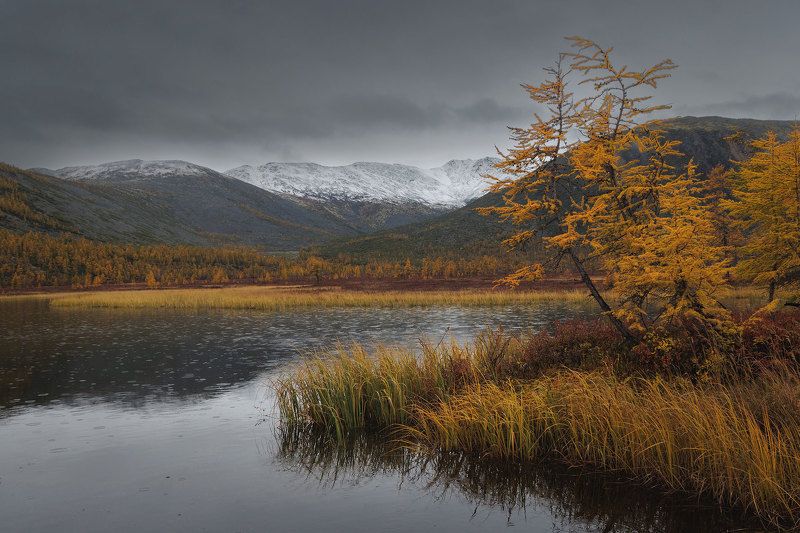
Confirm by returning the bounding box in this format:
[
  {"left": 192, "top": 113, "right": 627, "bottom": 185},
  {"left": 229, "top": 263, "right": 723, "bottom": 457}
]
[{"left": 2, "top": 0, "right": 799, "bottom": 171}]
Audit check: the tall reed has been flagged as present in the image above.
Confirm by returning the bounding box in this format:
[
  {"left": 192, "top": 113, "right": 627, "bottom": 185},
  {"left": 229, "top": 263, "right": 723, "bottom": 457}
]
[
  {"left": 408, "top": 372, "right": 800, "bottom": 527},
  {"left": 276, "top": 334, "right": 800, "bottom": 528},
  {"left": 275, "top": 336, "right": 504, "bottom": 438}
]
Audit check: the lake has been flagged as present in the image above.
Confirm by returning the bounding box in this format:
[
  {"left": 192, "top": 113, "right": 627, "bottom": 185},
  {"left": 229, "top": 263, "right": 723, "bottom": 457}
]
[{"left": 0, "top": 300, "right": 755, "bottom": 532}]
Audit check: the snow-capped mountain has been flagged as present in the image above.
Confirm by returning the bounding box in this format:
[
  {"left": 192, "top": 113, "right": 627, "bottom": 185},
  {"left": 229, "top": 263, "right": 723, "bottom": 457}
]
[
  {"left": 29, "top": 157, "right": 502, "bottom": 240},
  {"left": 46, "top": 159, "right": 221, "bottom": 182},
  {"left": 25, "top": 159, "right": 365, "bottom": 249},
  {"left": 225, "top": 157, "right": 499, "bottom": 207}
]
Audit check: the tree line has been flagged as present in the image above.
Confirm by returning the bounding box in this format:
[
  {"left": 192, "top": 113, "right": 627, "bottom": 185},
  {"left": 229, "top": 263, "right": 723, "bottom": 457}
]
[{"left": 0, "top": 229, "right": 521, "bottom": 289}]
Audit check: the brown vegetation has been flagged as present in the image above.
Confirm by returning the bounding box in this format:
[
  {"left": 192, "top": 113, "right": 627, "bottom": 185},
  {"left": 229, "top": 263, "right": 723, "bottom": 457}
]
[{"left": 277, "top": 309, "right": 800, "bottom": 529}]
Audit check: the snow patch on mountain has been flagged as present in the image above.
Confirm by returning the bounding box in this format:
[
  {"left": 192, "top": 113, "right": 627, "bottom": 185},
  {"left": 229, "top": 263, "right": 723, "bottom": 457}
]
[
  {"left": 40, "top": 157, "right": 502, "bottom": 207},
  {"left": 52, "top": 159, "right": 219, "bottom": 181},
  {"left": 225, "top": 158, "right": 500, "bottom": 207}
]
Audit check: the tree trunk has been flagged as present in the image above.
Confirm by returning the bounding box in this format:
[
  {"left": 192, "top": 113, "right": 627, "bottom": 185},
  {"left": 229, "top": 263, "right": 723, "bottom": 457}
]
[
  {"left": 768, "top": 279, "right": 776, "bottom": 302},
  {"left": 568, "top": 249, "right": 638, "bottom": 346}
]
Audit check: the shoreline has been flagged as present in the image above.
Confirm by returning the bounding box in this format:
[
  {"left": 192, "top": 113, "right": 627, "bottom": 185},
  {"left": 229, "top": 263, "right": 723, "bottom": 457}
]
[{"left": 1, "top": 281, "right": 767, "bottom": 312}]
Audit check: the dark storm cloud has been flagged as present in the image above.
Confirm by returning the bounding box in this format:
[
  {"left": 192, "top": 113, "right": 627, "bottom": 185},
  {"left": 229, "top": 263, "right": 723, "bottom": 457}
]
[{"left": 2, "top": 0, "right": 800, "bottom": 169}]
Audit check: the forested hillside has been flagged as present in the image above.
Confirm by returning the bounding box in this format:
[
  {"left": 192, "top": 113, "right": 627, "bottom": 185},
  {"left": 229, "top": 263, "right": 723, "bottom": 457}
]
[{"left": 0, "top": 163, "right": 355, "bottom": 250}]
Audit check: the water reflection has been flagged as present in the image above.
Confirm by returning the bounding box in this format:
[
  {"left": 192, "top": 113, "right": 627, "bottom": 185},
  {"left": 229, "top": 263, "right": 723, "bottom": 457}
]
[
  {"left": 0, "top": 300, "right": 763, "bottom": 532},
  {"left": 277, "top": 429, "right": 760, "bottom": 533},
  {"left": 0, "top": 300, "right": 584, "bottom": 410}
]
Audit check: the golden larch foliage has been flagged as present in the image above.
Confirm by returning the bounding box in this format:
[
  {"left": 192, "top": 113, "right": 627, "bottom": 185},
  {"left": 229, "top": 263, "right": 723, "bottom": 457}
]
[
  {"left": 727, "top": 129, "right": 800, "bottom": 302},
  {"left": 480, "top": 37, "right": 731, "bottom": 343}
]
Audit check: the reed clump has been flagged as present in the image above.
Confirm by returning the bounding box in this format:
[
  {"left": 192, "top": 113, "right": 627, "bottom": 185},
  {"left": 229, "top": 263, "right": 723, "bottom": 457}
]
[
  {"left": 41, "top": 286, "right": 590, "bottom": 310},
  {"left": 276, "top": 311, "right": 800, "bottom": 528},
  {"left": 409, "top": 373, "right": 800, "bottom": 528},
  {"left": 276, "top": 333, "right": 516, "bottom": 437}
]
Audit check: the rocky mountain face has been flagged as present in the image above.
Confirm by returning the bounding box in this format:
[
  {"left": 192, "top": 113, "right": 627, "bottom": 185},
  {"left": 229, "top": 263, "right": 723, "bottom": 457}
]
[{"left": 222, "top": 158, "right": 501, "bottom": 234}]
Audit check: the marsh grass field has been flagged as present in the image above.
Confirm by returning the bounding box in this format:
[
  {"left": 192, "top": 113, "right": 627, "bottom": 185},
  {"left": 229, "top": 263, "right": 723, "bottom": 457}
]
[
  {"left": 9, "top": 284, "right": 593, "bottom": 310},
  {"left": 1, "top": 283, "right": 770, "bottom": 311}
]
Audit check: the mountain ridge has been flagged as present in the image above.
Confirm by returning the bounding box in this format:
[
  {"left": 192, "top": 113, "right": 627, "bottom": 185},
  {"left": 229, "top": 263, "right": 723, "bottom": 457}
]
[
  {"left": 33, "top": 159, "right": 223, "bottom": 182},
  {"left": 35, "top": 158, "right": 480, "bottom": 236},
  {"left": 9, "top": 116, "right": 798, "bottom": 256},
  {"left": 224, "top": 157, "right": 498, "bottom": 207}
]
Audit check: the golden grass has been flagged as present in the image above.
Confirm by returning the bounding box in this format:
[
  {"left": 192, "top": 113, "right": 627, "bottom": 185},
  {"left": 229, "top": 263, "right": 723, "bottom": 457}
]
[
  {"left": 275, "top": 336, "right": 502, "bottom": 437},
  {"left": 3, "top": 283, "right": 771, "bottom": 312},
  {"left": 411, "top": 374, "right": 800, "bottom": 527},
  {"left": 276, "top": 338, "right": 800, "bottom": 528},
  {"left": 31, "top": 285, "right": 592, "bottom": 310}
]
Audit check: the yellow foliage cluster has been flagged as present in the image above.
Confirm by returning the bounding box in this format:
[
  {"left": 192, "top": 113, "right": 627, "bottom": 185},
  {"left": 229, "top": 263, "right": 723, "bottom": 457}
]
[
  {"left": 727, "top": 130, "right": 800, "bottom": 300},
  {"left": 482, "top": 37, "right": 733, "bottom": 342}
]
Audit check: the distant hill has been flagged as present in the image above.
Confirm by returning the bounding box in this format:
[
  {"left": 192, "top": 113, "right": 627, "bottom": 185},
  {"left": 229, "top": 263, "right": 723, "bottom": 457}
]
[
  {"left": 1, "top": 161, "right": 357, "bottom": 250},
  {"left": 24, "top": 158, "right": 497, "bottom": 244},
  {"left": 316, "top": 116, "right": 798, "bottom": 261},
  {"left": 650, "top": 116, "right": 797, "bottom": 171}
]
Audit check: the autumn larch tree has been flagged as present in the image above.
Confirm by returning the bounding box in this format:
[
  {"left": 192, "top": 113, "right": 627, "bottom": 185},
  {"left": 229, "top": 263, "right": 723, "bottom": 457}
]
[
  {"left": 727, "top": 129, "right": 800, "bottom": 303},
  {"left": 481, "top": 37, "right": 731, "bottom": 344}
]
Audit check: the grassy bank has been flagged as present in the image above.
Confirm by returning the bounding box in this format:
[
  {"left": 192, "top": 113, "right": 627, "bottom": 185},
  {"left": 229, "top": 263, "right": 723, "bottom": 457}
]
[
  {"left": 4, "top": 283, "right": 770, "bottom": 311},
  {"left": 26, "top": 285, "right": 592, "bottom": 310},
  {"left": 411, "top": 375, "right": 800, "bottom": 527},
  {"left": 276, "top": 317, "right": 800, "bottom": 528}
]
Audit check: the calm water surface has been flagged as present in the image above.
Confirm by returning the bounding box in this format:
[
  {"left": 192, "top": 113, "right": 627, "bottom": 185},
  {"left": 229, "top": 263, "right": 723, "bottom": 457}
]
[{"left": 0, "top": 300, "right": 755, "bottom": 532}]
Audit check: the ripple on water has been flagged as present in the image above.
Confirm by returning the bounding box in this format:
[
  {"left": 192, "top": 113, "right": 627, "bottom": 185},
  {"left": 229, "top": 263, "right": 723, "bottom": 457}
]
[{"left": 0, "top": 300, "right": 755, "bottom": 532}]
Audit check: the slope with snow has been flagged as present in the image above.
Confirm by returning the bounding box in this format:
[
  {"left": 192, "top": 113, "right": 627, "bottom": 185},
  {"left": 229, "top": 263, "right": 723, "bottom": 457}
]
[
  {"left": 225, "top": 158, "right": 499, "bottom": 207},
  {"left": 51, "top": 159, "right": 221, "bottom": 182},
  {"left": 25, "top": 159, "right": 360, "bottom": 249}
]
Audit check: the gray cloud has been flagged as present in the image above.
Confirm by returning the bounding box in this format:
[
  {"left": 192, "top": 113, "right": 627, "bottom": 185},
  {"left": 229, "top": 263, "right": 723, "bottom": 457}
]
[
  {"left": 456, "top": 98, "right": 524, "bottom": 123},
  {"left": 2, "top": 0, "right": 800, "bottom": 170},
  {"left": 321, "top": 94, "right": 448, "bottom": 131},
  {"left": 319, "top": 95, "right": 524, "bottom": 132}
]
